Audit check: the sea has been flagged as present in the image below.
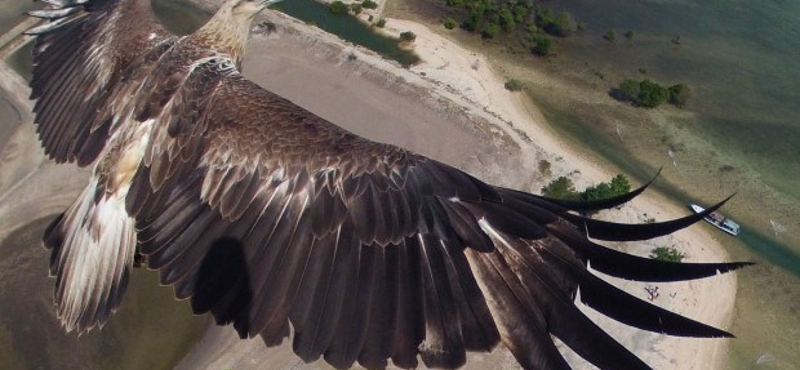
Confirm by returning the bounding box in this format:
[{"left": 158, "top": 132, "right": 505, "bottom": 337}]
[{"left": 535, "top": 0, "right": 800, "bottom": 274}]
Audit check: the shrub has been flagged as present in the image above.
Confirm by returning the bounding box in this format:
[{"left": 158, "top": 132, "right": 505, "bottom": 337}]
[
  {"left": 609, "top": 174, "right": 631, "bottom": 195},
  {"left": 532, "top": 36, "right": 552, "bottom": 56},
  {"left": 604, "top": 29, "right": 617, "bottom": 42},
  {"left": 400, "top": 31, "right": 416, "bottom": 41},
  {"left": 668, "top": 84, "right": 691, "bottom": 108},
  {"left": 581, "top": 182, "right": 613, "bottom": 202},
  {"left": 612, "top": 78, "right": 640, "bottom": 102},
  {"left": 329, "top": 1, "right": 348, "bottom": 15},
  {"left": 443, "top": 17, "right": 457, "bottom": 30},
  {"left": 504, "top": 78, "right": 524, "bottom": 91},
  {"left": 637, "top": 79, "right": 670, "bottom": 108},
  {"left": 580, "top": 174, "right": 631, "bottom": 201},
  {"left": 498, "top": 7, "right": 515, "bottom": 32},
  {"left": 534, "top": 7, "right": 554, "bottom": 29},
  {"left": 541, "top": 176, "right": 580, "bottom": 200},
  {"left": 461, "top": 13, "right": 480, "bottom": 32},
  {"left": 612, "top": 79, "right": 673, "bottom": 108},
  {"left": 376, "top": 18, "right": 386, "bottom": 28},
  {"left": 649, "top": 246, "right": 686, "bottom": 263},
  {"left": 543, "top": 174, "right": 631, "bottom": 202},
  {"left": 351, "top": 4, "right": 362, "bottom": 14},
  {"left": 362, "top": 0, "right": 379, "bottom": 9},
  {"left": 545, "top": 12, "right": 577, "bottom": 37},
  {"left": 624, "top": 30, "right": 634, "bottom": 39},
  {"left": 481, "top": 22, "right": 501, "bottom": 39}
]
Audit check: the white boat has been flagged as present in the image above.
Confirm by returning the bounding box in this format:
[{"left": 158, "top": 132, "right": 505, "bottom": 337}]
[{"left": 689, "top": 203, "right": 740, "bottom": 236}]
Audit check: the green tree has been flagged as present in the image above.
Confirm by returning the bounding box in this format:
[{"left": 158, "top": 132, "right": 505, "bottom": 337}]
[
  {"left": 545, "top": 12, "right": 577, "bottom": 37},
  {"left": 637, "top": 79, "right": 669, "bottom": 108},
  {"left": 376, "top": 18, "right": 387, "bottom": 28},
  {"left": 580, "top": 174, "right": 631, "bottom": 201},
  {"left": 649, "top": 246, "right": 686, "bottom": 263},
  {"left": 668, "top": 84, "right": 691, "bottom": 108},
  {"left": 534, "top": 7, "right": 554, "bottom": 28},
  {"left": 329, "top": 1, "right": 348, "bottom": 15},
  {"left": 498, "top": 7, "right": 516, "bottom": 32},
  {"left": 504, "top": 78, "right": 524, "bottom": 91},
  {"left": 513, "top": 4, "right": 529, "bottom": 24},
  {"left": 609, "top": 174, "right": 631, "bottom": 195},
  {"left": 532, "top": 36, "right": 552, "bottom": 56},
  {"left": 362, "top": 0, "right": 379, "bottom": 9},
  {"left": 400, "top": 31, "right": 417, "bottom": 41},
  {"left": 462, "top": 13, "right": 480, "bottom": 32},
  {"left": 481, "top": 22, "right": 501, "bottom": 39},
  {"left": 443, "top": 17, "right": 458, "bottom": 30},
  {"left": 604, "top": 29, "right": 617, "bottom": 42},
  {"left": 614, "top": 78, "right": 640, "bottom": 102},
  {"left": 541, "top": 176, "right": 580, "bottom": 200}
]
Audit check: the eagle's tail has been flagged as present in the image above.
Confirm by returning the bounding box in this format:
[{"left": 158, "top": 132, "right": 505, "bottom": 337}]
[{"left": 43, "top": 178, "right": 137, "bottom": 333}]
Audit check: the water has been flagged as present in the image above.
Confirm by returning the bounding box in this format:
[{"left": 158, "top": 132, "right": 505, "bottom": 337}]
[
  {"left": 273, "top": 0, "right": 421, "bottom": 66},
  {"left": 537, "top": 0, "right": 800, "bottom": 274}
]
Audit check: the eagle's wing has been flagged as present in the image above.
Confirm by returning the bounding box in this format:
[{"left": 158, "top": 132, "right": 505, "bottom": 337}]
[
  {"left": 27, "top": 0, "right": 174, "bottom": 166},
  {"left": 122, "top": 60, "right": 749, "bottom": 370}
]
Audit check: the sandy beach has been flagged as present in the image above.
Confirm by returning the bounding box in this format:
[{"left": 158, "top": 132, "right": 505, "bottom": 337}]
[{"left": 0, "top": 2, "right": 740, "bottom": 370}]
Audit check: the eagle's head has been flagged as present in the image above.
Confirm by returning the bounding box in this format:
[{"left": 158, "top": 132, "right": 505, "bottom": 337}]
[
  {"left": 230, "top": 0, "right": 283, "bottom": 20},
  {"left": 192, "top": 0, "right": 284, "bottom": 67}
]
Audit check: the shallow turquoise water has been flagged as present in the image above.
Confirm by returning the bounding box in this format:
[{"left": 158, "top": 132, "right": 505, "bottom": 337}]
[{"left": 543, "top": 0, "right": 800, "bottom": 274}]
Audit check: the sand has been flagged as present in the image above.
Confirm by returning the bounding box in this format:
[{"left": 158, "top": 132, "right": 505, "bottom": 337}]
[{"left": 0, "top": 3, "right": 739, "bottom": 370}]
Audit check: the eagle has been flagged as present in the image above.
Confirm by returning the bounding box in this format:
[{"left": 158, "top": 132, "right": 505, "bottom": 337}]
[{"left": 25, "top": 0, "right": 750, "bottom": 369}]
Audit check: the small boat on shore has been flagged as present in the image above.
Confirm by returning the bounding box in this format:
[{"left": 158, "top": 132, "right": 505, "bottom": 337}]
[{"left": 689, "top": 203, "right": 740, "bottom": 236}]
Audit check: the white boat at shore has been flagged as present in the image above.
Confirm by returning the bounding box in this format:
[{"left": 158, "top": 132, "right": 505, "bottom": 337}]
[{"left": 689, "top": 203, "right": 740, "bottom": 236}]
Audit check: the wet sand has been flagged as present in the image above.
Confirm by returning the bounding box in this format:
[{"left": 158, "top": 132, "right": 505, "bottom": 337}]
[{"left": 0, "top": 90, "right": 21, "bottom": 152}]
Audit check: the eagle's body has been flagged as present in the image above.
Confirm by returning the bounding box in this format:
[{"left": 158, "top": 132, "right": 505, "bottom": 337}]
[{"left": 25, "top": 0, "right": 750, "bottom": 369}]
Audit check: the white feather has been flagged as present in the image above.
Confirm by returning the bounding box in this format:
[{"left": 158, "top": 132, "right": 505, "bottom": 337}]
[{"left": 54, "top": 178, "right": 137, "bottom": 332}]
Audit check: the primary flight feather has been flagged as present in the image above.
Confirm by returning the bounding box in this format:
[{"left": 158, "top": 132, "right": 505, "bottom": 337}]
[{"left": 25, "top": 0, "right": 751, "bottom": 369}]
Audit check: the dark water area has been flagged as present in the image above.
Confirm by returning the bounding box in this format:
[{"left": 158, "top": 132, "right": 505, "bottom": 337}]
[
  {"left": 273, "top": 0, "right": 421, "bottom": 66},
  {"left": 0, "top": 216, "right": 207, "bottom": 370}
]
